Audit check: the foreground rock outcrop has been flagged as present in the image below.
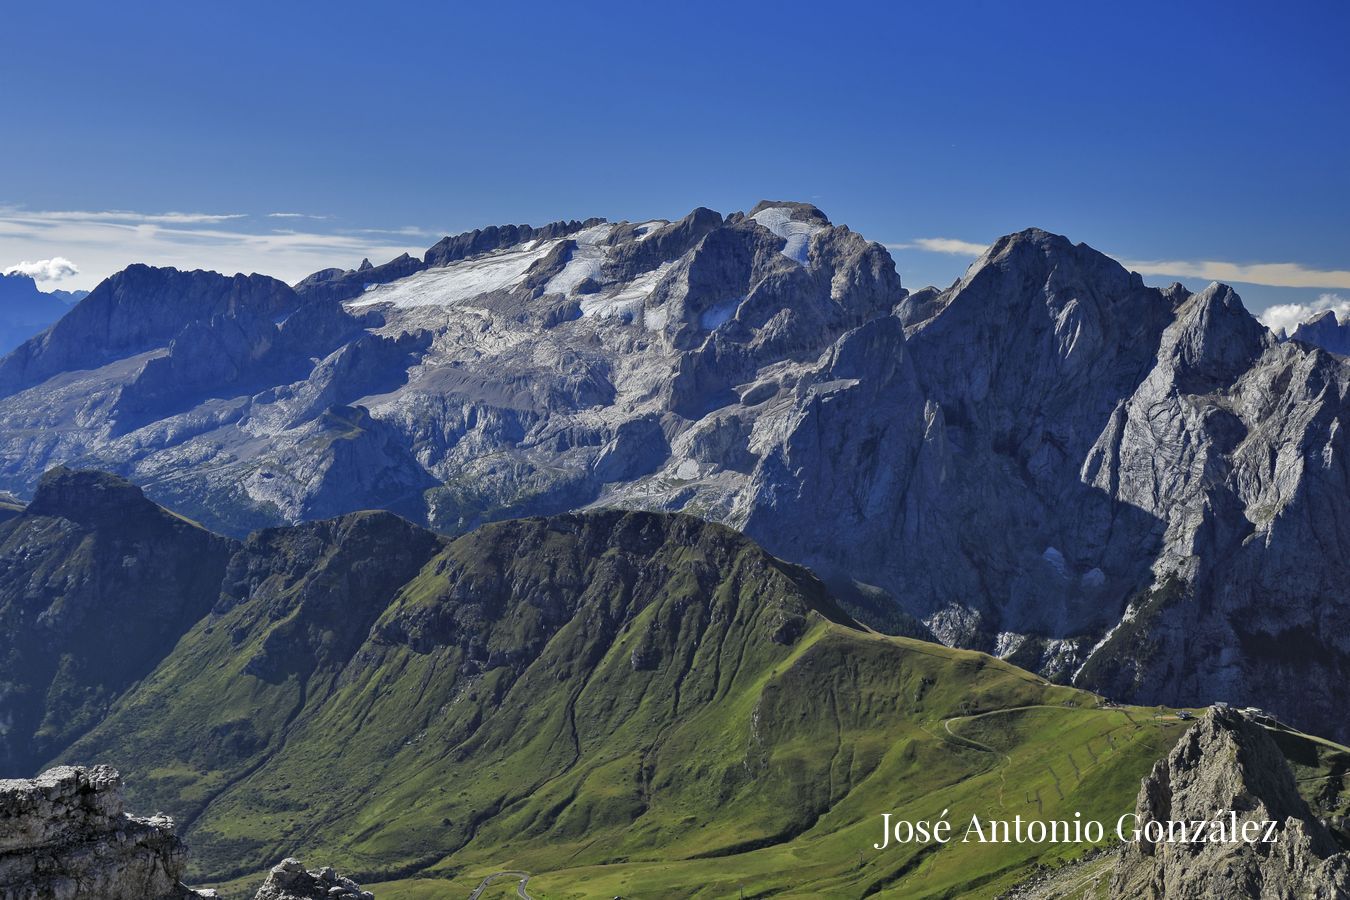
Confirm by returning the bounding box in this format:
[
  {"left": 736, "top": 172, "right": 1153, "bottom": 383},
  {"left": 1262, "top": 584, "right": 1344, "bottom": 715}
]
[
  {"left": 0, "top": 766, "right": 205, "bottom": 899},
  {"left": 0, "top": 767, "right": 372, "bottom": 900},
  {"left": 251, "top": 858, "right": 372, "bottom": 900},
  {"left": 1111, "top": 708, "right": 1350, "bottom": 899}
]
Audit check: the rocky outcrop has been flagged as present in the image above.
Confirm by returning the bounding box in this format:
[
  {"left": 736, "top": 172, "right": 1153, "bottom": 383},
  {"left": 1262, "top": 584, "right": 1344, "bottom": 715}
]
[
  {"left": 0, "top": 765, "right": 206, "bottom": 899},
  {"left": 0, "top": 767, "right": 372, "bottom": 900},
  {"left": 251, "top": 859, "right": 371, "bottom": 900},
  {"left": 1111, "top": 708, "right": 1350, "bottom": 899},
  {"left": 293, "top": 252, "right": 424, "bottom": 305}
]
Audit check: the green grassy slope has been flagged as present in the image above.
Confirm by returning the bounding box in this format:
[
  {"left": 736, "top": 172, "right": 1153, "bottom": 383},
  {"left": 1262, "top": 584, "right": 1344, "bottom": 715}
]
[
  {"left": 52, "top": 507, "right": 1206, "bottom": 898},
  {"left": 0, "top": 467, "right": 235, "bottom": 774}
]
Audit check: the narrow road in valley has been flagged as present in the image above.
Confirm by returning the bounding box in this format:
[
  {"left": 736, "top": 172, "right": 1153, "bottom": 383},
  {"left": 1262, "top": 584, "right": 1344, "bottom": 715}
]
[{"left": 469, "top": 871, "right": 533, "bottom": 900}]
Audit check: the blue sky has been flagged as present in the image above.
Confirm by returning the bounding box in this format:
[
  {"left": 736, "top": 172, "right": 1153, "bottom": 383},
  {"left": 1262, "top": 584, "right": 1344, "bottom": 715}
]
[{"left": 1, "top": 0, "right": 1346, "bottom": 327}]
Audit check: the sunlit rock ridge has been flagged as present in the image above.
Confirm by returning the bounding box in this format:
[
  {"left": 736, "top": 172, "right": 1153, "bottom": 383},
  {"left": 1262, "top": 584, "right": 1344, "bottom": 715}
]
[{"left": 0, "top": 201, "right": 1346, "bottom": 741}]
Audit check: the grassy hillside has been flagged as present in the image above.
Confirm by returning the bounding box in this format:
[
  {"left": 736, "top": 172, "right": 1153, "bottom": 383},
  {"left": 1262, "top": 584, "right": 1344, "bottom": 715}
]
[
  {"left": 0, "top": 467, "right": 235, "bottom": 774},
  {"left": 49, "top": 506, "right": 1205, "bottom": 898}
]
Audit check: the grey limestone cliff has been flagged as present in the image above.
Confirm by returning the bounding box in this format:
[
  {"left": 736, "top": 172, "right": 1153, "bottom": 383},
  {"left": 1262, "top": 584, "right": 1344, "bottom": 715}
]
[
  {"left": 1111, "top": 708, "right": 1350, "bottom": 899},
  {"left": 250, "top": 859, "right": 372, "bottom": 900},
  {"left": 0, "top": 765, "right": 206, "bottom": 900}
]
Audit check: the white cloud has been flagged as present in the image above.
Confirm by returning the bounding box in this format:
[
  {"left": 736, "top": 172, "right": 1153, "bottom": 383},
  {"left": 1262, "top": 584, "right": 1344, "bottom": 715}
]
[
  {"left": 19, "top": 210, "right": 248, "bottom": 225},
  {"left": 887, "top": 237, "right": 990, "bottom": 256},
  {"left": 1118, "top": 258, "right": 1350, "bottom": 290},
  {"left": 2, "top": 256, "right": 80, "bottom": 282},
  {"left": 0, "top": 207, "right": 428, "bottom": 290},
  {"left": 1257, "top": 293, "right": 1350, "bottom": 336},
  {"left": 340, "top": 225, "right": 433, "bottom": 237},
  {"left": 267, "top": 212, "right": 329, "bottom": 219}
]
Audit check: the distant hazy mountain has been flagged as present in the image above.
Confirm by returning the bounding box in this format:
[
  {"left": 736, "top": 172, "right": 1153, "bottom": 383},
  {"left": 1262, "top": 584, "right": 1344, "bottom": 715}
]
[
  {"left": 0, "top": 273, "right": 86, "bottom": 353},
  {"left": 1289, "top": 309, "right": 1350, "bottom": 356},
  {"left": 0, "top": 203, "right": 1346, "bottom": 743}
]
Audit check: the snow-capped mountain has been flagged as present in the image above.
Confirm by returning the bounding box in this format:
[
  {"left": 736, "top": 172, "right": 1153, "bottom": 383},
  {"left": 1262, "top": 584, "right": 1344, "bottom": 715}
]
[{"left": 0, "top": 201, "right": 1346, "bottom": 741}]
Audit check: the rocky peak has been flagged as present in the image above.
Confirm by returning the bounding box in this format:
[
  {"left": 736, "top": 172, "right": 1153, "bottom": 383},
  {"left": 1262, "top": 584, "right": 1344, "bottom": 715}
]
[
  {"left": 903, "top": 225, "right": 1173, "bottom": 447},
  {"left": 0, "top": 272, "right": 70, "bottom": 353},
  {"left": 1111, "top": 708, "right": 1350, "bottom": 898},
  {"left": 0, "top": 467, "right": 237, "bottom": 774},
  {"left": 746, "top": 199, "right": 831, "bottom": 227},
  {"left": 0, "top": 765, "right": 208, "bottom": 899},
  {"left": 1160, "top": 282, "right": 1271, "bottom": 393},
  {"left": 979, "top": 227, "right": 1143, "bottom": 297},
  {"left": 24, "top": 466, "right": 164, "bottom": 528},
  {"left": 602, "top": 206, "right": 723, "bottom": 278},
  {"left": 0, "top": 271, "right": 42, "bottom": 299}
]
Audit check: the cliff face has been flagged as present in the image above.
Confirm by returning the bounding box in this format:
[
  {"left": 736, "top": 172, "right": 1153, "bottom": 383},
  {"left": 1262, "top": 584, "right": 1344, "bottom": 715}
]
[
  {"left": 1111, "top": 708, "right": 1350, "bottom": 899},
  {"left": 0, "top": 766, "right": 205, "bottom": 900}
]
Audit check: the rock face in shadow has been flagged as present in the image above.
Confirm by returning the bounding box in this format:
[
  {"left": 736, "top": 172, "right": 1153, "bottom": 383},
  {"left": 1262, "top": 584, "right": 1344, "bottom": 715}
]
[
  {"left": 1111, "top": 708, "right": 1350, "bottom": 899},
  {"left": 0, "top": 266, "right": 298, "bottom": 396},
  {"left": 0, "top": 273, "right": 72, "bottom": 355},
  {"left": 0, "top": 765, "right": 207, "bottom": 899},
  {"left": 0, "top": 468, "right": 236, "bottom": 775},
  {"left": 1290, "top": 310, "right": 1350, "bottom": 356}
]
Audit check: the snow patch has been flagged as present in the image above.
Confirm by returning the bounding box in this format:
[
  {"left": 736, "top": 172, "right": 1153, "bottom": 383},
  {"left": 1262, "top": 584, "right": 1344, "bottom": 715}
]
[
  {"left": 699, "top": 297, "right": 741, "bottom": 330},
  {"left": 643, "top": 305, "right": 669, "bottom": 331},
  {"left": 750, "top": 206, "right": 825, "bottom": 264},
  {"left": 543, "top": 223, "right": 614, "bottom": 297},
  {"left": 348, "top": 241, "right": 554, "bottom": 309},
  {"left": 1042, "top": 546, "right": 1069, "bottom": 578},
  {"left": 580, "top": 261, "right": 675, "bottom": 323}
]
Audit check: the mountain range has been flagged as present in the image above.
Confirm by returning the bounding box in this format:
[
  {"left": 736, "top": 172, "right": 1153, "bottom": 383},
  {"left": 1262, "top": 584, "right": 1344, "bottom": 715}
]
[
  {"left": 0, "top": 201, "right": 1346, "bottom": 752},
  {"left": 4, "top": 467, "right": 1346, "bottom": 898}
]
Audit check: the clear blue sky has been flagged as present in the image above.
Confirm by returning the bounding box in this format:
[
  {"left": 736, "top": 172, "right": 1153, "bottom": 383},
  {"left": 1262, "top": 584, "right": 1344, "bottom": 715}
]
[{"left": 1, "top": 0, "right": 1346, "bottom": 324}]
